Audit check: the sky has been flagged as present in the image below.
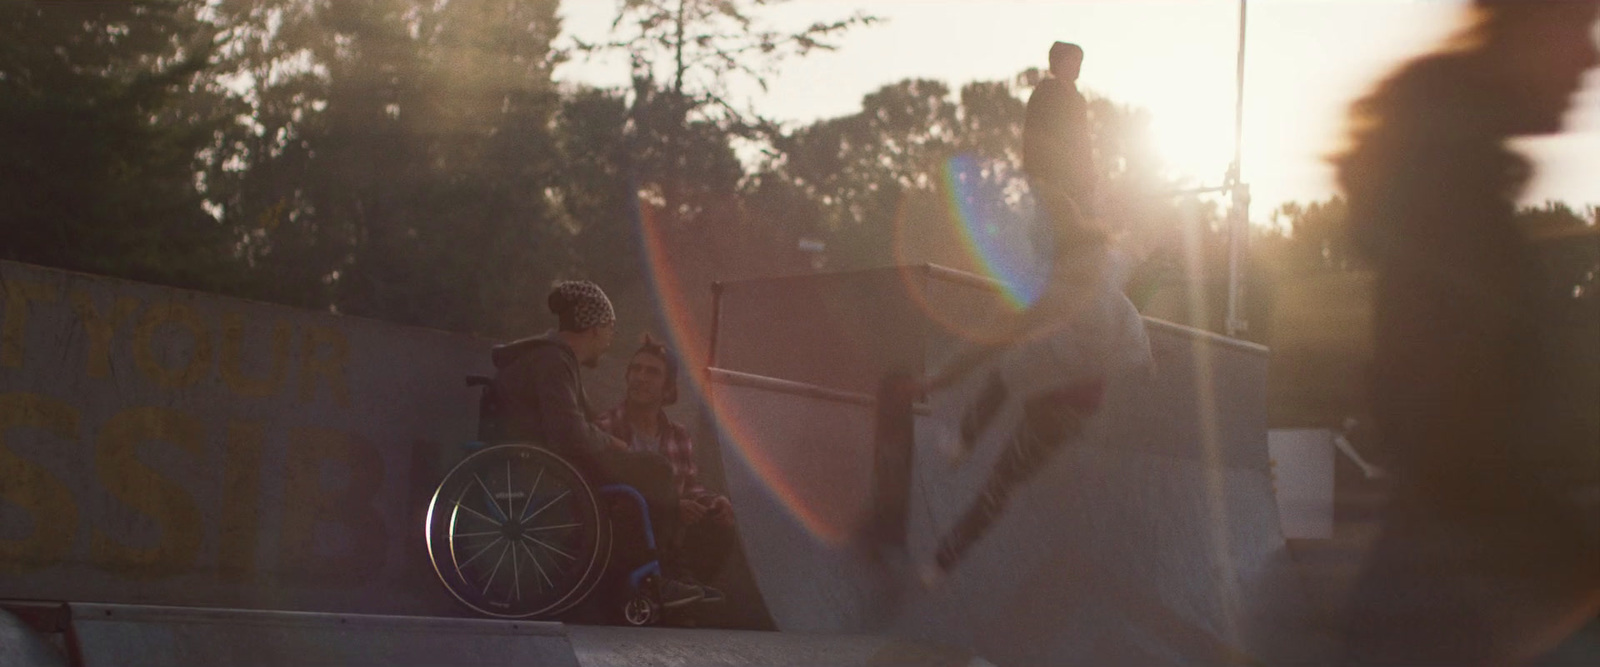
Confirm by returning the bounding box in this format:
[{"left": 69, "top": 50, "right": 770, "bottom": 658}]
[{"left": 554, "top": 0, "right": 1600, "bottom": 219}]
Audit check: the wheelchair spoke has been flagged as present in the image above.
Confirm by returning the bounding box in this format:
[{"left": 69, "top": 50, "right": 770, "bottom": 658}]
[
  {"left": 516, "top": 467, "right": 544, "bottom": 523},
  {"left": 452, "top": 501, "right": 500, "bottom": 527},
  {"left": 473, "top": 473, "right": 509, "bottom": 523},
  {"left": 456, "top": 536, "right": 506, "bottom": 569},
  {"left": 527, "top": 522, "right": 580, "bottom": 532},
  {"left": 505, "top": 461, "right": 515, "bottom": 525},
  {"left": 523, "top": 489, "right": 571, "bottom": 524},
  {"left": 482, "top": 542, "right": 511, "bottom": 596},
  {"left": 519, "top": 540, "right": 554, "bottom": 590},
  {"left": 521, "top": 533, "right": 576, "bottom": 561},
  {"left": 510, "top": 537, "right": 521, "bottom": 602}
]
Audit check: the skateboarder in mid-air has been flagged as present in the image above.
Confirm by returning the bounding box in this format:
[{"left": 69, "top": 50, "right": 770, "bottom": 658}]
[
  {"left": 866, "top": 42, "right": 1151, "bottom": 584},
  {"left": 919, "top": 206, "right": 1151, "bottom": 580}
]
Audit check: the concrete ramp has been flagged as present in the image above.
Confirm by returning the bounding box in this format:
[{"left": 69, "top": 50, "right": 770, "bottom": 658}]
[
  {"left": 1, "top": 602, "right": 985, "bottom": 666},
  {"left": 706, "top": 267, "right": 1329, "bottom": 666},
  {"left": 567, "top": 626, "right": 988, "bottom": 666},
  {"left": 69, "top": 604, "right": 577, "bottom": 667}
]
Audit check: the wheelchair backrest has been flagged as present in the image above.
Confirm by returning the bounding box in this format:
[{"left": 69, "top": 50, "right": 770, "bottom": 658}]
[{"left": 465, "top": 374, "right": 503, "bottom": 443}]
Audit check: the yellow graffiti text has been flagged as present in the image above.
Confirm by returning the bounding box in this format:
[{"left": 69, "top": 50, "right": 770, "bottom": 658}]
[
  {"left": 280, "top": 427, "right": 386, "bottom": 584},
  {"left": 69, "top": 291, "right": 140, "bottom": 379},
  {"left": 131, "top": 303, "right": 214, "bottom": 389},
  {"left": 91, "top": 407, "right": 205, "bottom": 579},
  {"left": 0, "top": 393, "right": 79, "bottom": 573},
  {"left": 2, "top": 281, "right": 58, "bottom": 368},
  {"left": 220, "top": 314, "right": 291, "bottom": 398},
  {"left": 299, "top": 326, "right": 352, "bottom": 408}
]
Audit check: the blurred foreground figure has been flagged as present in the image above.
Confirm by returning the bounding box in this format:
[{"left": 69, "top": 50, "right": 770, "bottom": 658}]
[{"left": 1336, "top": 1, "right": 1600, "bottom": 663}]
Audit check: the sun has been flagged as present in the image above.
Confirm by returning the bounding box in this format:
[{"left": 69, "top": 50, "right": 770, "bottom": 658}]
[{"left": 1146, "top": 92, "right": 1238, "bottom": 187}]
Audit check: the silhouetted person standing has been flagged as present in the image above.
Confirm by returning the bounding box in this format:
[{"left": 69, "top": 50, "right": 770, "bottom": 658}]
[
  {"left": 1335, "top": 1, "right": 1600, "bottom": 663},
  {"left": 1025, "top": 41, "right": 1095, "bottom": 223}
]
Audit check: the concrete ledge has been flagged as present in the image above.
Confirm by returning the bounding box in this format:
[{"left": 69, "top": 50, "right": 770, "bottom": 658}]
[
  {"left": 62, "top": 603, "right": 985, "bottom": 667},
  {"left": 568, "top": 625, "right": 990, "bottom": 667}
]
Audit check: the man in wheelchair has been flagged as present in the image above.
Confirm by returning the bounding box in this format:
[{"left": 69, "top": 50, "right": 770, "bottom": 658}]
[
  {"left": 595, "top": 334, "right": 735, "bottom": 602},
  {"left": 488, "top": 280, "right": 707, "bottom": 609}
]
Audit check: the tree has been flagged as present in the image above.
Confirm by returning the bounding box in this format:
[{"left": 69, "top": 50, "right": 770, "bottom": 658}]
[
  {"left": 1255, "top": 196, "right": 1359, "bottom": 279},
  {"left": 209, "top": 0, "right": 572, "bottom": 336},
  {"left": 580, "top": 0, "right": 875, "bottom": 131},
  {"left": 0, "top": 1, "right": 242, "bottom": 291},
  {"left": 1517, "top": 201, "right": 1594, "bottom": 240},
  {"left": 573, "top": 0, "right": 879, "bottom": 260},
  {"left": 558, "top": 0, "right": 880, "bottom": 355}
]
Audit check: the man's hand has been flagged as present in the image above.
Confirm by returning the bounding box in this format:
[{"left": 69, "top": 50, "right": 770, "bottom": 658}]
[
  {"left": 681, "top": 496, "right": 734, "bottom": 526},
  {"left": 608, "top": 435, "right": 629, "bottom": 451},
  {"left": 705, "top": 496, "right": 734, "bottom": 527},
  {"left": 679, "top": 498, "right": 708, "bottom": 524}
]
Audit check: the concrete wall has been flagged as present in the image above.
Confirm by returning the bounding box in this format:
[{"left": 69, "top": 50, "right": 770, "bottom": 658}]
[{"left": 0, "top": 261, "right": 492, "bottom": 615}]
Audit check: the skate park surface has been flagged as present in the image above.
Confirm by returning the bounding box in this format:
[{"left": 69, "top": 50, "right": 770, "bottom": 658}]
[
  {"left": 0, "top": 259, "right": 1324, "bottom": 665},
  {"left": 2, "top": 601, "right": 989, "bottom": 666}
]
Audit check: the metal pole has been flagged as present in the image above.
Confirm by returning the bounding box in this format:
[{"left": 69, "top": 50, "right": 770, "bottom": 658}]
[
  {"left": 1225, "top": 0, "right": 1250, "bottom": 338},
  {"left": 1231, "top": 0, "right": 1248, "bottom": 179}
]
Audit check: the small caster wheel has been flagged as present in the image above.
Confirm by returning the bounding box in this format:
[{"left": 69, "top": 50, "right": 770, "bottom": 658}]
[{"left": 622, "top": 595, "right": 660, "bottom": 626}]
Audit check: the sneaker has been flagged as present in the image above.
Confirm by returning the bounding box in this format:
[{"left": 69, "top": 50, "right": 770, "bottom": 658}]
[
  {"left": 675, "top": 573, "right": 727, "bottom": 604},
  {"left": 658, "top": 578, "right": 705, "bottom": 609}
]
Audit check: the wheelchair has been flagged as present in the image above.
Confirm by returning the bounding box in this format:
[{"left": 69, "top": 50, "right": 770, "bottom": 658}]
[{"left": 423, "top": 375, "right": 672, "bottom": 626}]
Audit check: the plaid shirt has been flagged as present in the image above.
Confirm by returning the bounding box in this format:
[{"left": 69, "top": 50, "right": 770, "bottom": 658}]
[{"left": 595, "top": 406, "right": 718, "bottom": 502}]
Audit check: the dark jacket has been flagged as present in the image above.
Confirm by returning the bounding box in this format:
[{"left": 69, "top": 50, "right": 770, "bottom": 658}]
[
  {"left": 1023, "top": 76, "right": 1095, "bottom": 206},
  {"left": 490, "top": 332, "right": 614, "bottom": 453}
]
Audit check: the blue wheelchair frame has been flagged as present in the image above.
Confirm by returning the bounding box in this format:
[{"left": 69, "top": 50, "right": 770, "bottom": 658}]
[{"left": 597, "top": 485, "right": 665, "bottom": 594}]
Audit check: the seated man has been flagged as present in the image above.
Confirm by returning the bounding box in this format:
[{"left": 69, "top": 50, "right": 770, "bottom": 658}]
[
  {"left": 596, "top": 335, "right": 735, "bottom": 599},
  {"left": 490, "top": 281, "right": 704, "bottom": 608}
]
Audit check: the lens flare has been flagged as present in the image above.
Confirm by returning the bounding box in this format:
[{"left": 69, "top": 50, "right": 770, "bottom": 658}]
[
  {"left": 1175, "top": 197, "right": 1241, "bottom": 645},
  {"left": 893, "top": 154, "right": 1051, "bottom": 345},
  {"left": 634, "top": 197, "right": 854, "bottom": 545},
  {"left": 942, "top": 154, "right": 1047, "bottom": 310}
]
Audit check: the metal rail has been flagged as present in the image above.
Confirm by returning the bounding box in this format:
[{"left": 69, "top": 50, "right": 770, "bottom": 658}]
[{"left": 706, "top": 368, "right": 932, "bottom": 415}]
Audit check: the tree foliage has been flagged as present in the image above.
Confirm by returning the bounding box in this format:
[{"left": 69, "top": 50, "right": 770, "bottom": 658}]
[
  {"left": 0, "top": 0, "right": 240, "bottom": 291},
  {"left": 580, "top": 0, "right": 876, "bottom": 129},
  {"left": 202, "top": 0, "right": 573, "bottom": 335}
]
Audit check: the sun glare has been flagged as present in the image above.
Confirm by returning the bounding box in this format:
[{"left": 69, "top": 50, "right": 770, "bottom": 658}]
[{"left": 1149, "top": 101, "right": 1237, "bottom": 187}]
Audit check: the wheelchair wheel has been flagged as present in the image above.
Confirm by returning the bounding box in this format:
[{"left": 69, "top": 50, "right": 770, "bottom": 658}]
[
  {"left": 425, "top": 443, "right": 611, "bottom": 618},
  {"left": 622, "top": 593, "right": 661, "bottom": 626}
]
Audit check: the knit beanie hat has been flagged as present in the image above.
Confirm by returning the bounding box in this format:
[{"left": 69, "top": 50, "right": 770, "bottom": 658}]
[{"left": 548, "top": 281, "right": 616, "bottom": 331}]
